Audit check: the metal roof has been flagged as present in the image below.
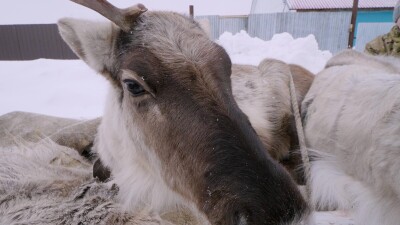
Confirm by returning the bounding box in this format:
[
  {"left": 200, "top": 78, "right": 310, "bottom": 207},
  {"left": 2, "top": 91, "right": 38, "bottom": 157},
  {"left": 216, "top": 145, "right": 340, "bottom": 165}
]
[{"left": 287, "top": 0, "right": 398, "bottom": 10}]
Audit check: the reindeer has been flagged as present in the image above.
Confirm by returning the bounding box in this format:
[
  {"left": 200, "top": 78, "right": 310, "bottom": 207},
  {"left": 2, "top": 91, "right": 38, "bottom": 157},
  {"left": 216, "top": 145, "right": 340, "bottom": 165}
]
[
  {"left": 58, "top": 1, "right": 312, "bottom": 224},
  {"left": 302, "top": 50, "right": 400, "bottom": 225}
]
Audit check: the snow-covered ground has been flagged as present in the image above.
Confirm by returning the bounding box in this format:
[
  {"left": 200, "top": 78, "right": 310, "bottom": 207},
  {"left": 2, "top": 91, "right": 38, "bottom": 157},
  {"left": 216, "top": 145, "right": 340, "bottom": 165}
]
[
  {"left": 0, "top": 31, "right": 355, "bottom": 224},
  {"left": 0, "top": 59, "right": 108, "bottom": 119}
]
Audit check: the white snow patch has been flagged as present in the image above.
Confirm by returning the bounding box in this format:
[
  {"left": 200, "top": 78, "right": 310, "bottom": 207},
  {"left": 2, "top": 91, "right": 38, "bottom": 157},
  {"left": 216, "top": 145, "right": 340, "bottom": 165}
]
[
  {"left": 217, "top": 31, "right": 332, "bottom": 74},
  {"left": 0, "top": 59, "right": 107, "bottom": 119}
]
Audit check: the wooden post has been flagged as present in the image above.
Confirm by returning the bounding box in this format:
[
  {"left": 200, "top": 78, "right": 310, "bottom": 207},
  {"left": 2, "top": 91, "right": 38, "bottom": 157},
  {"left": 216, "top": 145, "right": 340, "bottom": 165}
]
[
  {"left": 348, "top": 0, "right": 359, "bottom": 48},
  {"left": 189, "top": 5, "right": 194, "bottom": 19}
]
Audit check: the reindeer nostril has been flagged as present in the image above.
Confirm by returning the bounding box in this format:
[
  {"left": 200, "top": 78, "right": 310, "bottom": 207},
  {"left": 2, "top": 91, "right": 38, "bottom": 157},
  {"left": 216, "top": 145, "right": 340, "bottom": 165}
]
[
  {"left": 238, "top": 215, "right": 248, "bottom": 225},
  {"left": 234, "top": 210, "right": 249, "bottom": 225}
]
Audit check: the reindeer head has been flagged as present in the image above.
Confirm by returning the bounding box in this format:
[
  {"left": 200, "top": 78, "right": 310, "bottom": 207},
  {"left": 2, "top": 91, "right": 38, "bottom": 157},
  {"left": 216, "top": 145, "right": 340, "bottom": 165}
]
[{"left": 58, "top": 1, "right": 310, "bottom": 224}]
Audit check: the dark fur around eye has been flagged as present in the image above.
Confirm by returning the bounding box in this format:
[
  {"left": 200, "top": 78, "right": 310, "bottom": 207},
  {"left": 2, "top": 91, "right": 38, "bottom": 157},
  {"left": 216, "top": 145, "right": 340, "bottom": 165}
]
[{"left": 123, "top": 79, "right": 146, "bottom": 96}]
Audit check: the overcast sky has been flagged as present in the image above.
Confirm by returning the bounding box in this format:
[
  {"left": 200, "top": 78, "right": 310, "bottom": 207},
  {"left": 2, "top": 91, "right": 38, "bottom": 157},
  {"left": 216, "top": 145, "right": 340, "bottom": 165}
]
[{"left": 0, "top": 0, "right": 252, "bottom": 25}]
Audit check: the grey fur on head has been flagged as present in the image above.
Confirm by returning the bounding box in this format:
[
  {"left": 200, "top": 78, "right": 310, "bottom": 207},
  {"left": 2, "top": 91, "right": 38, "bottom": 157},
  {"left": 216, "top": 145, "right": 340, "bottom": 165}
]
[{"left": 394, "top": 0, "right": 400, "bottom": 22}]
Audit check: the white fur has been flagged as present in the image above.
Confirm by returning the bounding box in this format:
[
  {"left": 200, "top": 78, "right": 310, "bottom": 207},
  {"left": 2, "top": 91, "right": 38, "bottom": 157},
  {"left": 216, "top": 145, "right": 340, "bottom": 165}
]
[
  {"left": 303, "top": 50, "right": 400, "bottom": 225},
  {"left": 96, "top": 86, "right": 186, "bottom": 212}
]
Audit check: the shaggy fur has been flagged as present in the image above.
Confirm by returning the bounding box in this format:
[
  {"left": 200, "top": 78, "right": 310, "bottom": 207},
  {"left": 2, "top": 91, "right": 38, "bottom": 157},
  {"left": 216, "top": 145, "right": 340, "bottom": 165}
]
[
  {"left": 0, "top": 113, "right": 205, "bottom": 225},
  {"left": 302, "top": 50, "right": 400, "bottom": 225},
  {"left": 58, "top": 8, "right": 311, "bottom": 225},
  {"left": 0, "top": 111, "right": 100, "bottom": 154}
]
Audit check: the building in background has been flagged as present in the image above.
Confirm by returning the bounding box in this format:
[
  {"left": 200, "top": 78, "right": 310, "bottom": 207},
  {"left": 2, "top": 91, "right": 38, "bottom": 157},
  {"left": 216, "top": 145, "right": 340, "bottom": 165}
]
[
  {"left": 287, "top": 0, "right": 395, "bottom": 23},
  {"left": 286, "top": 0, "right": 397, "bottom": 50}
]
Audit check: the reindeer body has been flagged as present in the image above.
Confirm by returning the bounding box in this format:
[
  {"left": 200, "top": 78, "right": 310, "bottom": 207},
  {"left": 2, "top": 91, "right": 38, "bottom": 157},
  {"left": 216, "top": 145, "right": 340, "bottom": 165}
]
[
  {"left": 59, "top": 2, "right": 311, "bottom": 224},
  {"left": 232, "top": 60, "right": 314, "bottom": 183},
  {"left": 302, "top": 50, "right": 400, "bottom": 225}
]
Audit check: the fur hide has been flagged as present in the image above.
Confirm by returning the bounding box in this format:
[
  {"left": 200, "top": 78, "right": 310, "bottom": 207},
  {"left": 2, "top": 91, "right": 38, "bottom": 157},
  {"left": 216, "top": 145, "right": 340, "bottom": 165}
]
[
  {"left": 0, "top": 111, "right": 100, "bottom": 154},
  {"left": 0, "top": 112, "right": 201, "bottom": 225}
]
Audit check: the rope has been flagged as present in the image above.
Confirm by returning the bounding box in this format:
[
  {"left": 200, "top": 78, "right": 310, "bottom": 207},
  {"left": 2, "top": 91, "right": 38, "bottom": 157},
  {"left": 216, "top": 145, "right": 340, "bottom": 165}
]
[{"left": 288, "top": 70, "right": 312, "bottom": 203}]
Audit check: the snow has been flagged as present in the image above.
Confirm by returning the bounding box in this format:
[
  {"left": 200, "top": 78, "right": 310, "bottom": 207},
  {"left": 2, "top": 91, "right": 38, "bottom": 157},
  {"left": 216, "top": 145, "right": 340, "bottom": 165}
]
[
  {"left": 217, "top": 31, "right": 332, "bottom": 74},
  {"left": 0, "top": 59, "right": 108, "bottom": 120}
]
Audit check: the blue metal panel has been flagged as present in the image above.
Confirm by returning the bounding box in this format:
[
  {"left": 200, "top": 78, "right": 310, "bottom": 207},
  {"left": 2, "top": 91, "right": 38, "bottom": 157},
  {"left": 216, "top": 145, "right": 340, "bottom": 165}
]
[
  {"left": 355, "top": 22, "right": 394, "bottom": 52},
  {"left": 357, "top": 10, "right": 393, "bottom": 23},
  {"left": 353, "top": 10, "right": 393, "bottom": 45},
  {"left": 287, "top": 0, "right": 397, "bottom": 10}
]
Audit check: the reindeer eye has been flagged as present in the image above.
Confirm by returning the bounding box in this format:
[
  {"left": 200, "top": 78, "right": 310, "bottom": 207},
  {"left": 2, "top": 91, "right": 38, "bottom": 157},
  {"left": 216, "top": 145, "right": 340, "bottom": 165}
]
[{"left": 123, "top": 79, "right": 146, "bottom": 96}]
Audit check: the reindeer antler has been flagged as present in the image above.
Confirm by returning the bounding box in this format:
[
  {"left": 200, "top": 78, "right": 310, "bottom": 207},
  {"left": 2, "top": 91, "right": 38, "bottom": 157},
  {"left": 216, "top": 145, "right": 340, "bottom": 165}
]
[{"left": 71, "top": 0, "right": 147, "bottom": 32}]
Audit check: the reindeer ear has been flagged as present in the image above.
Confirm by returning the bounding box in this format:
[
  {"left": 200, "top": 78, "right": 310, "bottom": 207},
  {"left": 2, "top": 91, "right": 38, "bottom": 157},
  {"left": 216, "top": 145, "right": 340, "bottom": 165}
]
[{"left": 57, "top": 18, "right": 118, "bottom": 77}]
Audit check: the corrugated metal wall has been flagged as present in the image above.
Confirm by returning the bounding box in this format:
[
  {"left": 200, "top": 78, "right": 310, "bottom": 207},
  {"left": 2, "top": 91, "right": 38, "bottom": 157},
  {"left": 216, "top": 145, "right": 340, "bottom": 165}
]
[
  {"left": 249, "top": 12, "right": 352, "bottom": 53},
  {"left": 355, "top": 22, "right": 394, "bottom": 52},
  {"left": 0, "top": 24, "right": 77, "bottom": 60},
  {"left": 198, "top": 12, "right": 352, "bottom": 53}
]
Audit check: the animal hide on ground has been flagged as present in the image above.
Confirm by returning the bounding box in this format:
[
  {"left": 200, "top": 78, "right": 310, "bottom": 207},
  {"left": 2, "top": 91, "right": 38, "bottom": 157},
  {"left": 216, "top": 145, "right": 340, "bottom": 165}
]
[{"left": 0, "top": 112, "right": 201, "bottom": 225}]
